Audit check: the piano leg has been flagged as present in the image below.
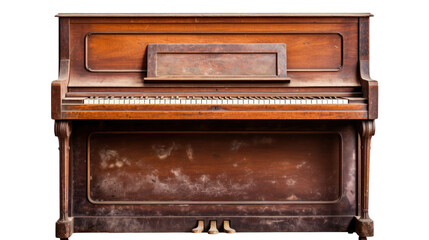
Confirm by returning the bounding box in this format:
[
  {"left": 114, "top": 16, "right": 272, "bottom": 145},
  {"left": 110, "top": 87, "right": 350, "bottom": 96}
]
[
  {"left": 355, "top": 121, "right": 375, "bottom": 239},
  {"left": 55, "top": 121, "right": 74, "bottom": 239}
]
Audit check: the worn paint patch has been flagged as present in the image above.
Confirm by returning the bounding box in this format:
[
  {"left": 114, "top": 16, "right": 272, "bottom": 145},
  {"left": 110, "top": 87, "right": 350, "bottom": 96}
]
[
  {"left": 152, "top": 142, "right": 177, "bottom": 160},
  {"left": 286, "top": 194, "right": 299, "bottom": 200},
  {"left": 185, "top": 144, "right": 194, "bottom": 161}
]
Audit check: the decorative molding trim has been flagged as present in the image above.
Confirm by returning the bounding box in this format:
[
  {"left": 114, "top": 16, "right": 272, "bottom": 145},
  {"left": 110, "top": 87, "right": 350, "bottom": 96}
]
[{"left": 84, "top": 31, "right": 344, "bottom": 73}]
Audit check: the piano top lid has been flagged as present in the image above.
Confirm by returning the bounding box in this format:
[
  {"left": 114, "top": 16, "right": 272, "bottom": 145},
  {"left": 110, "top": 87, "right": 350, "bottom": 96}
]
[{"left": 55, "top": 13, "right": 373, "bottom": 18}]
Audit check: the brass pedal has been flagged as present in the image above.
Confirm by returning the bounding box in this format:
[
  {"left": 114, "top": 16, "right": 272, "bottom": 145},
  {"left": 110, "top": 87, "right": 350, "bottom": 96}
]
[
  {"left": 191, "top": 220, "right": 204, "bottom": 233},
  {"left": 208, "top": 220, "right": 219, "bottom": 234},
  {"left": 223, "top": 220, "right": 236, "bottom": 233}
]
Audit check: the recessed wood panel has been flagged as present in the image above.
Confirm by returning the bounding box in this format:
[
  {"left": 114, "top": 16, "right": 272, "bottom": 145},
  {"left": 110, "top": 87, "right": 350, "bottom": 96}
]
[
  {"left": 88, "top": 131, "right": 341, "bottom": 204},
  {"left": 85, "top": 33, "right": 342, "bottom": 73},
  {"left": 156, "top": 53, "right": 277, "bottom": 76}
]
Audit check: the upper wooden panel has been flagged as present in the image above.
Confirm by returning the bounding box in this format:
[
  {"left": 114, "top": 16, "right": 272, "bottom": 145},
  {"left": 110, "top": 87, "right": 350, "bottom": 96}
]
[{"left": 65, "top": 16, "right": 361, "bottom": 87}]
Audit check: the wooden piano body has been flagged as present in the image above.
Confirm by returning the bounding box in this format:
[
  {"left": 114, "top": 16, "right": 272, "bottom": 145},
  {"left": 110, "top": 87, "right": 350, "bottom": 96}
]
[{"left": 52, "top": 13, "right": 377, "bottom": 239}]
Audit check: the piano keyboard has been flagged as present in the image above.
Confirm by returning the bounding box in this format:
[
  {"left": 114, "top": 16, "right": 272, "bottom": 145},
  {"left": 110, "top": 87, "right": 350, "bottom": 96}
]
[{"left": 83, "top": 96, "right": 349, "bottom": 105}]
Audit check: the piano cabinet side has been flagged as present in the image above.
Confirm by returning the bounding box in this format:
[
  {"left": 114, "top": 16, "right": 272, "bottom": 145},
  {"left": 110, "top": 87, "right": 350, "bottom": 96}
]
[
  {"left": 359, "top": 17, "right": 378, "bottom": 120},
  {"left": 52, "top": 17, "right": 70, "bottom": 120}
]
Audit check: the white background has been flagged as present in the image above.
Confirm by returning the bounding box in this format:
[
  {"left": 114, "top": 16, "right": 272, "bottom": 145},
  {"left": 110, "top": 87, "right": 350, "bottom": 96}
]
[{"left": 1, "top": 0, "right": 428, "bottom": 239}]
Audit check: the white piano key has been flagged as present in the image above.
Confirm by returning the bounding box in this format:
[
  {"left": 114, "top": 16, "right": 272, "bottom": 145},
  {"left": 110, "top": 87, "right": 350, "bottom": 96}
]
[{"left": 333, "top": 99, "right": 338, "bottom": 104}]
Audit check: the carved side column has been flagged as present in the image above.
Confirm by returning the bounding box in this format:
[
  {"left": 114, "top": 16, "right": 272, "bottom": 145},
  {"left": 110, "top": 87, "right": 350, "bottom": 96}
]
[
  {"left": 355, "top": 120, "right": 375, "bottom": 239},
  {"left": 55, "top": 121, "right": 73, "bottom": 239}
]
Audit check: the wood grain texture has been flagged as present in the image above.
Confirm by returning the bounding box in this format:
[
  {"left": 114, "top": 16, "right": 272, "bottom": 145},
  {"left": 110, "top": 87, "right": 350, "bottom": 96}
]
[
  {"left": 67, "top": 17, "right": 356, "bottom": 88},
  {"left": 145, "top": 43, "right": 287, "bottom": 80}
]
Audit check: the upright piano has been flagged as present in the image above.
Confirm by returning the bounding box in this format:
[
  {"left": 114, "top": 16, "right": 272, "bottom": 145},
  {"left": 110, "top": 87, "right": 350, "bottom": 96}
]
[{"left": 52, "top": 13, "right": 378, "bottom": 240}]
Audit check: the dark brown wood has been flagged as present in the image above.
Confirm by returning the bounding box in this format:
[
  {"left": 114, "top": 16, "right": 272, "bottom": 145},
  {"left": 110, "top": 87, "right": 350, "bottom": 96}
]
[
  {"left": 69, "top": 121, "right": 357, "bottom": 230},
  {"left": 355, "top": 121, "right": 375, "bottom": 237},
  {"left": 359, "top": 18, "right": 378, "bottom": 120},
  {"left": 54, "top": 121, "right": 73, "bottom": 239},
  {"left": 52, "top": 13, "right": 377, "bottom": 239}
]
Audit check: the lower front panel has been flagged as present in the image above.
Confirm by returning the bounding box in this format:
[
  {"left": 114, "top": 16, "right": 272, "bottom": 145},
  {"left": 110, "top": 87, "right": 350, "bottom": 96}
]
[{"left": 70, "top": 120, "right": 358, "bottom": 232}]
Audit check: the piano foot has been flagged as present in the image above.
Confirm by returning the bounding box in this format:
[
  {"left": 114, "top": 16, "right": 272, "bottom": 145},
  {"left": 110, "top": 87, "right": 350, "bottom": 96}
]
[
  {"left": 223, "top": 220, "right": 236, "bottom": 233},
  {"left": 208, "top": 220, "right": 219, "bottom": 234},
  {"left": 191, "top": 220, "right": 204, "bottom": 233},
  {"left": 56, "top": 217, "right": 73, "bottom": 239},
  {"left": 354, "top": 216, "right": 374, "bottom": 238}
]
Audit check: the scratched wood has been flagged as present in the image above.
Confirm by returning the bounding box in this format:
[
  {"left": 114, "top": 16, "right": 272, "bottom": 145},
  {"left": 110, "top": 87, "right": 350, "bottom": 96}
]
[
  {"left": 88, "top": 131, "right": 340, "bottom": 203},
  {"left": 71, "top": 120, "right": 357, "bottom": 216}
]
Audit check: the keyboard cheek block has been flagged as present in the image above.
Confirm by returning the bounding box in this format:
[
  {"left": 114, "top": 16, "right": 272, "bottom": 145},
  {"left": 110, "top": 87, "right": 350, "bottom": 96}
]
[{"left": 52, "top": 13, "right": 377, "bottom": 240}]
